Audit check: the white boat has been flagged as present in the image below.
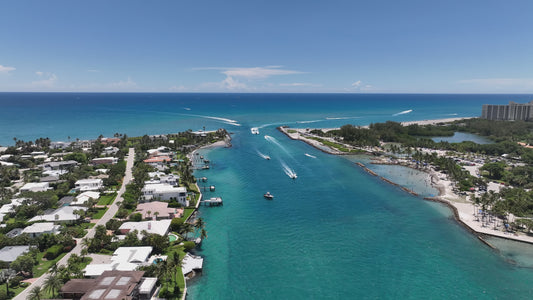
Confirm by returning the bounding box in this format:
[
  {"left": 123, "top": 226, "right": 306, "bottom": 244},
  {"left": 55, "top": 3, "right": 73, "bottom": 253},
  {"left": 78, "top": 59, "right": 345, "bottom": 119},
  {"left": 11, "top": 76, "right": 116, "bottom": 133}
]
[
  {"left": 264, "top": 192, "right": 274, "bottom": 199},
  {"left": 265, "top": 155, "right": 271, "bottom": 160},
  {"left": 251, "top": 127, "right": 260, "bottom": 135},
  {"left": 290, "top": 173, "right": 297, "bottom": 179}
]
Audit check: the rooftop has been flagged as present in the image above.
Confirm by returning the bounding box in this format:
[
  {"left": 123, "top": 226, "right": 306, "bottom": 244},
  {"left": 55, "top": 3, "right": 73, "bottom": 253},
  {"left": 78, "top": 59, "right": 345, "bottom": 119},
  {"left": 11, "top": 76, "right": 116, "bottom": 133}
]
[{"left": 0, "top": 245, "right": 30, "bottom": 262}]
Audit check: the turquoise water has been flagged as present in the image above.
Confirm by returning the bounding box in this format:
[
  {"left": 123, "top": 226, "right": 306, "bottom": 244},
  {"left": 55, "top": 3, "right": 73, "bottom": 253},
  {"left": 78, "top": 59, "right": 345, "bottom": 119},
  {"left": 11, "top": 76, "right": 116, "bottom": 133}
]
[
  {"left": 2, "top": 93, "right": 533, "bottom": 298},
  {"left": 191, "top": 127, "right": 533, "bottom": 299},
  {"left": 432, "top": 132, "right": 493, "bottom": 144}
]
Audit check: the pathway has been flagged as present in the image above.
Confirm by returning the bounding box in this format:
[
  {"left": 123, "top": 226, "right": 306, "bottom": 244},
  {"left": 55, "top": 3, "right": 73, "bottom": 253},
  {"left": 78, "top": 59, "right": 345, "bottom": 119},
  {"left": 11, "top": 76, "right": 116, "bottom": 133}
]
[{"left": 14, "top": 148, "right": 135, "bottom": 300}]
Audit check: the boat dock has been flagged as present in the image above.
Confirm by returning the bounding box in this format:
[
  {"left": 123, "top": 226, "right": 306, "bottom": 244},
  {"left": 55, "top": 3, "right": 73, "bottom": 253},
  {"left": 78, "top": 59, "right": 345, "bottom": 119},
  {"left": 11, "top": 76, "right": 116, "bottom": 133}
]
[{"left": 200, "top": 197, "right": 223, "bottom": 206}]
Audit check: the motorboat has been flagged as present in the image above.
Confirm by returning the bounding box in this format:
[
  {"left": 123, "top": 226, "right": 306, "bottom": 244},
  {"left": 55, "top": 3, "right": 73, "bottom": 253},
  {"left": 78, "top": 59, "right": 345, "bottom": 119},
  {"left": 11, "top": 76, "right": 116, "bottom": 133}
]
[
  {"left": 263, "top": 192, "right": 274, "bottom": 199},
  {"left": 251, "top": 127, "right": 260, "bottom": 135}
]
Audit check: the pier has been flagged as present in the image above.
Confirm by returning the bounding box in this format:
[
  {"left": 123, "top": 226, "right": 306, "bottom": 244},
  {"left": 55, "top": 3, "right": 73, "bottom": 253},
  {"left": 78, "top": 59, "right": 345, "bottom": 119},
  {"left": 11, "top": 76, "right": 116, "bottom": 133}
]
[{"left": 200, "top": 197, "right": 223, "bottom": 206}]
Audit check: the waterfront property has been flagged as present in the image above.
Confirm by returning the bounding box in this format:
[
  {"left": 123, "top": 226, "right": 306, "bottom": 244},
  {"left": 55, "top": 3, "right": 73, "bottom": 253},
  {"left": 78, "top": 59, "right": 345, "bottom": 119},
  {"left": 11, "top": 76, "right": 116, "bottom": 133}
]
[
  {"left": 135, "top": 201, "right": 183, "bottom": 219},
  {"left": 482, "top": 100, "right": 533, "bottom": 121},
  {"left": 141, "top": 183, "right": 188, "bottom": 206},
  {"left": 118, "top": 219, "right": 172, "bottom": 237},
  {"left": 60, "top": 270, "right": 157, "bottom": 300},
  {"left": 83, "top": 247, "right": 153, "bottom": 277}
]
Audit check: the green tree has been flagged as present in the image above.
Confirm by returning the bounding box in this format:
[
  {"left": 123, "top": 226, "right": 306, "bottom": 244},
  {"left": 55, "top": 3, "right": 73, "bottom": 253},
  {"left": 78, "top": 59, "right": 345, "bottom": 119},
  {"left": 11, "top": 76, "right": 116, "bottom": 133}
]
[
  {"left": 27, "top": 285, "right": 43, "bottom": 300},
  {"left": 43, "top": 273, "right": 62, "bottom": 298}
]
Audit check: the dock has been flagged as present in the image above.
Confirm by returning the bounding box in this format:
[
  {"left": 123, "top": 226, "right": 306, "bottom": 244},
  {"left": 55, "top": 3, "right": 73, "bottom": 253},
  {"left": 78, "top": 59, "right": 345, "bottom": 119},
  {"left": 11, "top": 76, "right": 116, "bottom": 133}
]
[{"left": 200, "top": 197, "right": 223, "bottom": 206}]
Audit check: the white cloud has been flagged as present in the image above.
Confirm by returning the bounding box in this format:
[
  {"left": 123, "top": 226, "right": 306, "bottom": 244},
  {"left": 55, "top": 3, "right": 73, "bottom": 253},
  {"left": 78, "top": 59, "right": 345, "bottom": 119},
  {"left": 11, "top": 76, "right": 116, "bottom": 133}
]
[
  {"left": 0, "top": 65, "right": 16, "bottom": 73},
  {"left": 169, "top": 85, "right": 187, "bottom": 92},
  {"left": 108, "top": 77, "right": 137, "bottom": 89},
  {"left": 279, "top": 82, "right": 321, "bottom": 87},
  {"left": 32, "top": 72, "right": 57, "bottom": 88},
  {"left": 195, "top": 66, "right": 303, "bottom": 91},
  {"left": 351, "top": 80, "right": 362, "bottom": 87}
]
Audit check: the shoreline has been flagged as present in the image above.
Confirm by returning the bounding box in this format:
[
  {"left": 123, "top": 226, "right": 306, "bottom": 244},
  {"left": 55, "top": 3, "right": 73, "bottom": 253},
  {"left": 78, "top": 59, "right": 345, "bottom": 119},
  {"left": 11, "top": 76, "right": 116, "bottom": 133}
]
[
  {"left": 279, "top": 117, "right": 533, "bottom": 246},
  {"left": 183, "top": 134, "right": 231, "bottom": 300}
]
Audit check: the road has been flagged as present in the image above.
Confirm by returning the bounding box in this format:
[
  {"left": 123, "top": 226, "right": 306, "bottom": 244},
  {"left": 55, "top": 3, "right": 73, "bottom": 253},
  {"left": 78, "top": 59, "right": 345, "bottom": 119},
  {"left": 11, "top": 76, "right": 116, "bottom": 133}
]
[{"left": 14, "top": 148, "right": 135, "bottom": 300}]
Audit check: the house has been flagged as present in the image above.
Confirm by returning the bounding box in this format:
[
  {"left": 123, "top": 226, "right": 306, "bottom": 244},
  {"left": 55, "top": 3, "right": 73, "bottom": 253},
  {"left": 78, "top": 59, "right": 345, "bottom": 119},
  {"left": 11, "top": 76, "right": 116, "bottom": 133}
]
[
  {"left": 0, "top": 246, "right": 30, "bottom": 264},
  {"left": 182, "top": 253, "right": 204, "bottom": 276},
  {"left": 42, "top": 160, "right": 78, "bottom": 171},
  {"left": 102, "top": 147, "right": 119, "bottom": 155},
  {"left": 83, "top": 247, "right": 153, "bottom": 277},
  {"left": 143, "top": 156, "right": 172, "bottom": 165},
  {"left": 145, "top": 172, "right": 179, "bottom": 186},
  {"left": 75, "top": 179, "right": 103, "bottom": 192},
  {"left": 135, "top": 201, "right": 183, "bottom": 219},
  {"left": 0, "top": 198, "right": 25, "bottom": 222},
  {"left": 50, "top": 141, "right": 71, "bottom": 149},
  {"left": 100, "top": 137, "right": 121, "bottom": 145},
  {"left": 20, "top": 182, "right": 52, "bottom": 193},
  {"left": 71, "top": 191, "right": 100, "bottom": 206},
  {"left": 118, "top": 220, "right": 171, "bottom": 236},
  {"left": 28, "top": 206, "right": 87, "bottom": 223},
  {"left": 60, "top": 270, "right": 154, "bottom": 300},
  {"left": 141, "top": 184, "right": 188, "bottom": 206},
  {"left": 91, "top": 157, "right": 118, "bottom": 165},
  {"left": 21, "top": 222, "right": 61, "bottom": 238}
]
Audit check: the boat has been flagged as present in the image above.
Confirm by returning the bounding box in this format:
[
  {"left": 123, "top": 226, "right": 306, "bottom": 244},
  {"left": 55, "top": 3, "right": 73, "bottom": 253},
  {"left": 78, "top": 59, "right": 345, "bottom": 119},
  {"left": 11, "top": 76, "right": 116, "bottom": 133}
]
[
  {"left": 290, "top": 173, "right": 297, "bottom": 179},
  {"left": 264, "top": 155, "right": 271, "bottom": 160},
  {"left": 251, "top": 127, "right": 260, "bottom": 135},
  {"left": 263, "top": 192, "right": 274, "bottom": 199}
]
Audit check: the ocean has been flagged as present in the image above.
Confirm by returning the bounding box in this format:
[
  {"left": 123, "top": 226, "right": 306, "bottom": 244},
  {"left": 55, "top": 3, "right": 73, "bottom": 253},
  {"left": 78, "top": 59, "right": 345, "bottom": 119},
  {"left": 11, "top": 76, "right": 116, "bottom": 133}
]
[{"left": 2, "top": 93, "right": 533, "bottom": 298}]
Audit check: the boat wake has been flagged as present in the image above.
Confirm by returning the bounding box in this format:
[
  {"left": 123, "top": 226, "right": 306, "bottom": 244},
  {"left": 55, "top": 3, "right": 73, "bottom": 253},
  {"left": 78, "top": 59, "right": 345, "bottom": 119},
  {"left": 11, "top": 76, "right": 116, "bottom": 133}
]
[
  {"left": 187, "top": 114, "right": 241, "bottom": 126},
  {"left": 325, "top": 116, "right": 358, "bottom": 120},
  {"left": 281, "top": 161, "right": 297, "bottom": 179},
  {"left": 296, "top": 120, "right": 322, "bottom": 124},
  {"left": 264, "top": 135, "right": 288, "bottom": 152},
  {"left": 393, "top": 109, "right": 413, "bottom": 116},
  {"left": 257, "top": 151, "right": 271, "bottom": 160},
  {"left": 304, "top": 153, "right": 317, "bottom": 159}
]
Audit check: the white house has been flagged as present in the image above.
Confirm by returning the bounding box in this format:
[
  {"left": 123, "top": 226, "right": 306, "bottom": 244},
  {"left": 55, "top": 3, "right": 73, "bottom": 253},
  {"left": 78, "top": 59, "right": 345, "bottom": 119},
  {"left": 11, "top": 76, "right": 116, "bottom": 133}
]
[
  {"left": 83, "top": 246, "right": 153, "bottom": 277},
  {"left": 75, "top": 179, "right": 103, "bottom": 192},
  {"left": 141, "top": 184, "right": 187, "bottom": 206},
  {"left": 21, "top": 222, "right": 61, "bottom": 238},
  {"left": 20, "top": 182, "right": 52, "bottom": 193},
  {"left": 28, "top": 206, "right": 87, "bottom": 223},
  {"left": 71, "top": 191, "right": 100, "bottom": 206},
  {"left": 118, "top": 220, "right": 172, "bottom": 236},
  {"left": 145, "top": 172, "right": 179, "bottom": 186},
  {"left": 0, "top": 246, "right": 30, "bottom": 263},
  {"left": 103, "top": 146, "right": 119, "bottom": 155},
  {"left": 42, "top": 160, "right": 78, "bottom": 171}
]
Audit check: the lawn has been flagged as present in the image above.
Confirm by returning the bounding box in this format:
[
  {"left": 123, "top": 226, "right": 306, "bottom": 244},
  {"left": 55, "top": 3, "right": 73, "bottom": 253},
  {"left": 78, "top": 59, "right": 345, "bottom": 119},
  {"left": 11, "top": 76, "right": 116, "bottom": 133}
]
[
  {"left": 91, "top": 207, "right": 108, "bottom": 219},
  {"left": 33, "top": 252, "right": 67, "bottom": 277},
  {"left": 97, "top": 192, "right": 117, "bottom": 205},
  {"left": 182, "top": 208, "right": 195, "bottom": 222},
  {"left": 0, "top": 283, "right": 28, "bottom": 298}
]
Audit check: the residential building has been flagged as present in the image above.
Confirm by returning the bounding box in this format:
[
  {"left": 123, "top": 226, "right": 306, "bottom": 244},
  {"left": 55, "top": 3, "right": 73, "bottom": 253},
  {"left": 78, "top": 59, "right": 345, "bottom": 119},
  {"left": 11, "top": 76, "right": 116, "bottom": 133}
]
[
  {"left": 83, "top": 247, "right": 153, "bottom": 277},
  {"left": 42, "top": 160, "right": 78, "bottom": 171},
  {"left": 71, "top": 191, "right": 100, "bottom": 206},
  {"left": 482, "top": 101, "right": 533, "bottom": 121},
  {"left": 0, "top": 246, "right": 30, "bottom": 264},
  {"left": 59, "top": 270, "right": 155, "bottom": 300},
  {"left": 135, "top": 201, "right": 183, "bottom": 219},
  {"left": 118, "top": 220, "right": 171, "bottom": 236},
  {"left": 75, "top": 179, "right": 103, "bottom": 192},
  {"left": 103, "top": 146, "right": 119, "bottom": 155},
  {"left": 145, "top": 172, "right": 179, "bottom": 186},
  {"left": 50, "top": 141, "right": 71, "bottom": 149},
  {"left": 21, "top": 222, "right": 61, "bottom": 238},
  {"left": 141, "top": 184, "right": 188, "bottom": 206},
  {"left": 20, "top": 182, "right": 52, "bottom": 193},
  {"left": 28, "top": 206, "right": 87, "bottom": 223},
  {"left": 91, "top": 157, "right": 118, "bottom": 165}
]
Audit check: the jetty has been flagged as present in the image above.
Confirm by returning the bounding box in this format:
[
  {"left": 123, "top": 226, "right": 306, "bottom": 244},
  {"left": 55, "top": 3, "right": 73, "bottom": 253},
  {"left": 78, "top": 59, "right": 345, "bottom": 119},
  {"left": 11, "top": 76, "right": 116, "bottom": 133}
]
[{"left": 200, "top": 197, "right": 223, "bottom": 206}]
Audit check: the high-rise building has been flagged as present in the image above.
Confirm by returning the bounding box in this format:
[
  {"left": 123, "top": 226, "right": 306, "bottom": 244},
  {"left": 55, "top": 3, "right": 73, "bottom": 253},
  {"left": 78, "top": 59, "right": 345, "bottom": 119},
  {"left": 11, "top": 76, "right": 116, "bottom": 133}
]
[{"left": 482, "top": 101, "right": 533, "bottom": 121}]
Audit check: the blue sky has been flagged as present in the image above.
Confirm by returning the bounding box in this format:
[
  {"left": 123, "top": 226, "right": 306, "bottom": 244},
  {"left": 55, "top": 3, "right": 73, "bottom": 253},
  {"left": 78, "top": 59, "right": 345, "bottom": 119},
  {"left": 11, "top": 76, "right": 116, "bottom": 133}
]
[{"left": 1, "top": 0, "right": 533, "bottom": 93}]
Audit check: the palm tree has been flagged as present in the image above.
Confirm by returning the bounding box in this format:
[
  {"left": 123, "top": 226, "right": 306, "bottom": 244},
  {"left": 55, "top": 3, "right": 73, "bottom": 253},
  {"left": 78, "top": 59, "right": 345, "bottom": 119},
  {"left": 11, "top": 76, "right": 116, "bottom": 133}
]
[
  {"left": 153, "top": 211, "right": 159, "bottom": 220},
  {"left": 28, "top": 285, "right": 42, "bottom": 300},
  {"left": 146, "top": 210, "right": 152, "bottom": 220},
  {"left": 43, "top": 273, "right": 63, "bottom": 298}
]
